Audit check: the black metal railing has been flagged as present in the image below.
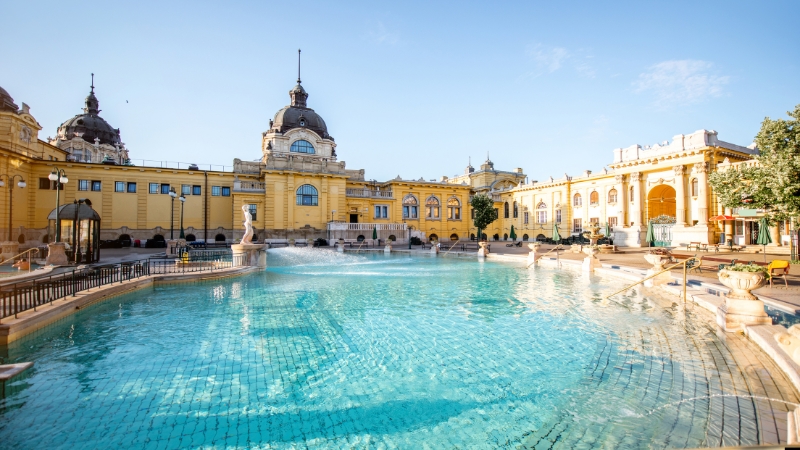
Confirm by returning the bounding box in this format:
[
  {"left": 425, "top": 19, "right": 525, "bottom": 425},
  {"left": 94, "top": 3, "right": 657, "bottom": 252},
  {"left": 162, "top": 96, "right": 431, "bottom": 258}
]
[{"left": 0, "top": 252, "right": 243, "bottom": 320}]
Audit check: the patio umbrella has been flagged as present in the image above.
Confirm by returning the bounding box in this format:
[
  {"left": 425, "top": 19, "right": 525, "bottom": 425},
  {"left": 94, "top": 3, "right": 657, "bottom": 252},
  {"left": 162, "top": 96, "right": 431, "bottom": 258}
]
[
  {"left": 509, "top": 225, "right": 517, "bottom": 241},
  {"left": 645, "top": 220, "right": 655, "bottom": 247},
  {"left": 709, "top": 215, "right": 735, "bottom": 221},
  {"left": 552, "top": 223, "right": 561, "bottom": 242},
  {"left": 372, "top": 226, "right": 378, "bottom": 241},
  {"left": 756, "top": 217, "right": 771, "bottom": 262}
]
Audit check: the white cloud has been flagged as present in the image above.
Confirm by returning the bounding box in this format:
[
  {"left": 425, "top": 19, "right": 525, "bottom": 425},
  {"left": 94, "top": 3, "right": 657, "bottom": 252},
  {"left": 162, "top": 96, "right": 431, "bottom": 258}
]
[
  {"left": 527, "top": 44, "right": 569, "bottom": 73},
  {"left": 634, "top": 60, "right": 729, "bottom": 107},
  {"left": 366, "top": 21, "right": 399, "bottom": 46}
]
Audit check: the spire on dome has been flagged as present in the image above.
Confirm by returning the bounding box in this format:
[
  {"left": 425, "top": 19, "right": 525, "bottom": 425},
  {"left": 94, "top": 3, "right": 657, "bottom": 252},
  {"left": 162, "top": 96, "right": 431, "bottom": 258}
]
[
  {"left": 84, "top": 73, "right": 100, "bottom": 115},
  {"left": 289, "top": 50, "right": 308, "bottom": 108}
]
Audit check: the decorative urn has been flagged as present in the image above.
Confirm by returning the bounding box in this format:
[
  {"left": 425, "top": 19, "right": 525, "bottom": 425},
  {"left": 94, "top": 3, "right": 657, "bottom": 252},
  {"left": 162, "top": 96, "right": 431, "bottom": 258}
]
[{"left": 718, "top": 268, "right": 767, "bottom": 300}]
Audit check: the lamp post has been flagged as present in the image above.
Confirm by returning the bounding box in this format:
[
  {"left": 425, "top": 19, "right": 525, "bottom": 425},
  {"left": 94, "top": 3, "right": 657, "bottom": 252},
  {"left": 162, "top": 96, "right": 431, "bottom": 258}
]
[
  {"left": 169, "top": 187, "right": 177, "bottom": 239},
  {"left": 48, "top": 168, "right": 68, "bottom": 242},
  {"left": 179, "top": 195, "right": 186, "bottom": 239},
  {"left": 0, "top": 175, "right": 26, "bottom": 242}
]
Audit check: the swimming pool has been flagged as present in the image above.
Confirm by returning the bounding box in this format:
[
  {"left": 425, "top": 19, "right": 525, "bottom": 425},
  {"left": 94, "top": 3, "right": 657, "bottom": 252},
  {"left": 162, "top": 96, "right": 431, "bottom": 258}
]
[{"left": 0, "top": 249, "right": 796, "bottom": 448}]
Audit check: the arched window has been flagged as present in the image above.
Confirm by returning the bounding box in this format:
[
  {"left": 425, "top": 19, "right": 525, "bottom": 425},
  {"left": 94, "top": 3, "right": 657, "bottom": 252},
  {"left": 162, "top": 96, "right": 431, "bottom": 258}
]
[
  {"left": 426, "top": 196, "right": 440, "bottom": 219},
  {"left": 608, "top": 189, "right": 618, "bottom": 203},
  {"left": 450, "top": 233, "right": 459, "bottom": 241},
  {"left": 590, "top": 191, "right": 599, "bottom": 205},
  {"left": 290, "top": 140, "right": 315, "bottom": 154},
  {"left": 522, "top": 234, "right": 529, "bottom": 241},
  {"left": 388, "top": 234, "right": 396, "bottom": 241},
  {"left": 185, "top": 233, "right": 196, "bottom": 242},
  {"left": 403, "top": 194, "right": 419, "bottom": 219},
  {"left": 357, "top": 235, "right": 365, "bottom": 242},
  {"left": 429, "top": 233, "right": 439, "bottom": 241},
  {"left": 296, "top": 184, "right": 318, "bottom": 205},
  {"left": 504, "top": 202, "right": 509, "bottom": 218},
  {"left": 513, "top": 201, "right": 519, "bottom": 218},
  {"left": 503, "top": 233, "right": 508, "bottom": 240},
  {"left": 573, "top": 193, "right": 582, "bottom": 207},
  {"left": 447, "top": 197, "right": 461, "bottom": 220},
  {"left": 215, "top": 234, "right": 226, "bottom": 242},
  {"left": 493, "top": 233, "right": 499, "bottom": 241},
  {"left": 691, "top": 178, "right": 699, "bottom": 196},
  {"left": 629, "top": 186, "right": 634, "bottom": 203},
  {"left": 537, "top": 201, "right": 547, "bottom": 224},
  {"left": 470, "top": 233, "right": 475, "bottom": 241}
]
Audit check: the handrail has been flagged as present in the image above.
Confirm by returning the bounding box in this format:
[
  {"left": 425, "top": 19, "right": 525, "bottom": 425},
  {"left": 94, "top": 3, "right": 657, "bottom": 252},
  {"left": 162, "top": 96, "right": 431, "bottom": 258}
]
[
  {"left": 605, "top": 257, "right": 699, "bottom": 303},
  {"left": 443, "top": 240, "right": 460, "bottom": 255},
  {"left": 527, "top": 245, "right": 562, "bottom": 268},
  {"left": 0, "top": 248, "right": 39, "bottom": 270}
]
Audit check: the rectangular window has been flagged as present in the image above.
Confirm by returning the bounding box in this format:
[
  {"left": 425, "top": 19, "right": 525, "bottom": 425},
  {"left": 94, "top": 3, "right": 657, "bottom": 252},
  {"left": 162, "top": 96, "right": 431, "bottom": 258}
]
[
  {"left": 248, "top": 204, "right": 257, "bottom": 221},
  {"left": 402, "top": 205, "right": 418, "bottom": 219},
  {"left": 556, "top": 210, "right": 562, "bottom": 223},
  {"left": 39, "top": 178, "right": 53, "bottom": 190},
  {"left": 127, "top": 182, "right": 137, "bottom": 193},
  {"left": 160, "top": 184, "right": 171, "bottom": 194},
  {"left": 91, "top": 180, "right": 101, "bottom": 191},
  {"left": 212, "top": 186, "right": 221, "bottom": 196},
  {"left": 374, "top": 205, "right": 388, "bottom": 219},
  {"left": 221, "top": 187, "right": 231, "bottom": 197},
  {"left": 538, "top": 211, "right": 547, "bottom": 224},
  {"left": 471, "top": 209, "right": 475, "bottom": 219},
  {"left": 182, "top": 184, "right": 191, "bottom": 195},
  {"left": 115, "top": 181, "right": 125, "bottom": 192},
  {"left": 494, "top": 208, "right": 499, "bottom": 219},
  {"left": 78, "top": 180, "right": 89, "bottom": 191},
  {"left": 523, "top": 211, "right": 529, "bottom": 224},
  {"left": 149, "top": 183, "right": 159, "bottom": 194},
  {"left": 608, "top": 217, "right": 618, "bottom": 228},
  {"left": 589, "top": 217, "right": 599, "bottom": 227},
  {"left": 192, "top": 185, "right": 201, "bottom": 195},
  {"left": 573, "top": 218, "right": 583, "bottom": 233},
  {"left": 735, "top": 220, "right": 744, "bottom": 235}
]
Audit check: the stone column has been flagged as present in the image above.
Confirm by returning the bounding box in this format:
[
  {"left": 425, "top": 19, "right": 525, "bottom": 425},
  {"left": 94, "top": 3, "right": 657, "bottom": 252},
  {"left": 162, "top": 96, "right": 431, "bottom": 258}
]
[
  {"left": 615, "top": 174, "right": 626, "bottom": 228},
  {"left": 630, "top": 172, "right": 643, "bottom": 227},
  {"left": 724, "top": 208, "right": 734, "bottom": 244},
  {"left": 673, "top": 165, "right": 686, "bottom": 226},
  {"left": 694, "top": 162, "right": 709, "bottom": 225},
  {"left": 770, "top": 225, "right": 781, "bottom": 246}
]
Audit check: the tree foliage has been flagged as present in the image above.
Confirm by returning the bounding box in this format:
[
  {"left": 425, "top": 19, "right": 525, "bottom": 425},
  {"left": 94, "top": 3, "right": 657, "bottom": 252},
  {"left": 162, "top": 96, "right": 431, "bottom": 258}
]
[
  {"left": 709, "top": 104, "right": 800, "bottom": 221},
  {"left": 471, "top": 194, "right": 496, "bottom": 239}
]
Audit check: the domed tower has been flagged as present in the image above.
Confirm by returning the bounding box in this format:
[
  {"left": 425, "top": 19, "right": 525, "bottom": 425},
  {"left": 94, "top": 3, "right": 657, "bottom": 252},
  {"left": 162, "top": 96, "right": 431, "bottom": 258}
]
[
  {"left": 50, "top": 75, "right": 130, "bottom": 164},
  {"left": 0, "top": 86, "right": 19, "bottom": 113},
  {"left": 261, "top": 50, "right": 338, "bottom": 169}
]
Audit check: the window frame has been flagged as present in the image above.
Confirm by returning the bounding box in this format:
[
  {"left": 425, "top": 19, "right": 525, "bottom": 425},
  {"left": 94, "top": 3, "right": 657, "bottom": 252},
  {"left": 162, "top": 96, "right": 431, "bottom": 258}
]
[
  {"left": 247, "top": 204, "right": 257, "bottom": 221},
  {"left": 78, "top": 180, "right": 89, "bottom": 191},
  {"left": 425, "top": 195, "right": 440, "bottom": 220},
  {"left": 403, "top": 194, "right": 419, "bottom": 219},
  {"left": 589, "top": 191, "right": 599, "bottom": 206},
  {"left": 115, "top": 181, "right": 125, "bottom": 193},
  {"left": 192, "top": 185, "right": 201, "bottom": 195},
  {"left": 221, "top": 187, "right": 231, "bottom": 197},
  {"left": 182, "top": 184, "right": 191, "bottom": 195},
  {"left": 374, "top": 205, "right": 389, "bottom": 219},
  {"left": 295, "top": 184, "right": 318, "bottom": 206},
  {"left": 289, "top": 140, "right": 315, "bottom": 154},
  {"left": 160, "top": 184, "right": 171, "bottom": 195},
  {"left": 608, "top": 189, "right": 618, "bottom": 203},
  {"left": 149, "top": 183, "right": 159, "bottom": 194},
  {"left": 573, "top": 193, "right": 582, "bottom": 207},
  {"left": 212, "top": 186, "right": 221, "bottom": 196},
  {"left": 573, "top": 218, "right": 583, "bottom": 233},
  {"left": 447, "top": 197, "right": 461, "bottom": 220},
  {"left": 127, "top": 182, "right": 137, "bottom": 193}
]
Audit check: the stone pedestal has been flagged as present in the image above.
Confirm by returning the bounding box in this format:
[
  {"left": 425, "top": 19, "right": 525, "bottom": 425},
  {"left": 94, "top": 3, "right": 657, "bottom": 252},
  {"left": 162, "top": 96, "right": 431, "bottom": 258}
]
[
  {"left": 527, "top": 243, "right": 542, "bottom": 266},
  {"left": 166, "top": 239, "right": 186, "bottom": 255},
  {"left": 46, "top": 242, "right": 69, "bottom": 265},
  {"left": 477, "top": 242, "right": 489, "bottom": 258},
  {"left": 643, "top": 254, "right": 672, "bottom": 287},
  {"left": 384, "top": 243, "right": 392, "bottom": 253},
  {"left": 716, "top": 269, "right": 770, "bottom": 332},
  {"left": 582, "top": 247, "right": 601, "bottom": 273},
  {"left": 337, "top": 238, "right": 345, "bottom": 253},
  {"left": 231, "top": 243, "right": 267, "bottom": 268},
  {"left": 0, "top": 241, "right": 19, "bottom": 263}
]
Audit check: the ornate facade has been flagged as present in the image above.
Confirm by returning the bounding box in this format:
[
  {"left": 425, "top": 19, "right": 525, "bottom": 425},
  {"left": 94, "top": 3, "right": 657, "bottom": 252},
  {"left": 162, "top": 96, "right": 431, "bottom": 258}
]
[{"left": 0, "top": 75, "right": 786, "bottom": 251}]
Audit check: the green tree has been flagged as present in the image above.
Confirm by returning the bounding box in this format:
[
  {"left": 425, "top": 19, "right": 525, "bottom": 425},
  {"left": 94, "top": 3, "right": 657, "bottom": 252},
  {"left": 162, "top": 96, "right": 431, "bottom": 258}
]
[
  {"left": 471, "top": 194, "right": 496, "bottom": 241},
  {"left": 709, "top": 104, "right": 800, "bottom": 221}
]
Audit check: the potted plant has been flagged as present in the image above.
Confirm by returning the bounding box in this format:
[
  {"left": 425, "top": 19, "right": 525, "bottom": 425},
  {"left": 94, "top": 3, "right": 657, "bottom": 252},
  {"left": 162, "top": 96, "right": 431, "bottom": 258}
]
[{"left": 718, "top": 263, "right": 768, "bottom": 300}]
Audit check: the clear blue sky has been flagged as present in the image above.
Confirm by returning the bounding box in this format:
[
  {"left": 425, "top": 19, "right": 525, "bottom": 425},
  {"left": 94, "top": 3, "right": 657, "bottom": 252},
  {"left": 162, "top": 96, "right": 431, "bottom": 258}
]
[{"left": 2, "top": 1, "right": 798, "bottom": 182}]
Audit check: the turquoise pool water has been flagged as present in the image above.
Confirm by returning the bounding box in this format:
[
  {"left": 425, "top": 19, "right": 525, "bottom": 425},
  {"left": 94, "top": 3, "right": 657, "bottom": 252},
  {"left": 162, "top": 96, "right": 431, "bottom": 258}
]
[{"left": 0, "top": 249, "right": 793, "bottom": 448}]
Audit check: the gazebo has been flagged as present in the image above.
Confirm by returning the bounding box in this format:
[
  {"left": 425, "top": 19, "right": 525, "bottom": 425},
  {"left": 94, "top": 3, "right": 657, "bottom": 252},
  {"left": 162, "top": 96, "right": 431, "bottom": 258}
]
[{"left": 47, "top": 202, "right": 101, "bottom": 263}]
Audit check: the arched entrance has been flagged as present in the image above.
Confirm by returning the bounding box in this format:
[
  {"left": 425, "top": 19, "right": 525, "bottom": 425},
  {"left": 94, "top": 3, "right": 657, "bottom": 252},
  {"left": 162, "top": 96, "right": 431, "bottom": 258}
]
[{"left": 647, "top": 185, "right": 677, "bottom": 247}]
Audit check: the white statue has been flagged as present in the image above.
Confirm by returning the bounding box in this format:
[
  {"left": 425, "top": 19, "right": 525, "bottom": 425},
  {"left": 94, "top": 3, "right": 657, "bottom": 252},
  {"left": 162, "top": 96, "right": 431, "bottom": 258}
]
[{"left": 241, "top": 205, "right": 253, "bottom": 244}]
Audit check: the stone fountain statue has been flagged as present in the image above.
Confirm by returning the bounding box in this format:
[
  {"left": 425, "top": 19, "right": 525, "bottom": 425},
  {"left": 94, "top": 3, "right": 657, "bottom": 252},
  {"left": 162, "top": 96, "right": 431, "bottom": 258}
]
[
  {"left": 241, "top": 205, "right": 253, "bottom": 244},
  {"left": 580, "top": 224, "right": 604, "bottom": 273}
]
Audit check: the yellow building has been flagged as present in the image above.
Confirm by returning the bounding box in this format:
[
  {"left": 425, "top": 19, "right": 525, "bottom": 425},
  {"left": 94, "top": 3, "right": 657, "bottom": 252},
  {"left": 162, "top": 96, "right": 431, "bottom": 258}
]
[{"left": 0, "top": 77, "right": 783, "bottom": 251}]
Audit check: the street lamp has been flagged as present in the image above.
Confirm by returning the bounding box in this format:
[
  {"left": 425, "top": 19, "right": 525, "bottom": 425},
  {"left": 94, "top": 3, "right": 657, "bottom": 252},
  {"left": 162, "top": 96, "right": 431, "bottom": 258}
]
[
  {"left": 168, "top": 187, "right": 177, "bottom": 239},
  {"left": 0, "top": 175, "right": 26, "bottom": 242},
  {"left": 179, "top": 194, "right": 186, "bottom": 239},
  {"left": 48, "top": 168, "right": 68, "bottom": 242}
]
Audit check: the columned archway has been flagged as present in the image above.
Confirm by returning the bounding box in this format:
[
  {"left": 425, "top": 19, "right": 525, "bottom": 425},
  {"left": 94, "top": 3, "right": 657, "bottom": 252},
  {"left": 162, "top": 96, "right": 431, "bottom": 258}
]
[{"left": 647, "top": 185, "right": 676, "bottom": 221}]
